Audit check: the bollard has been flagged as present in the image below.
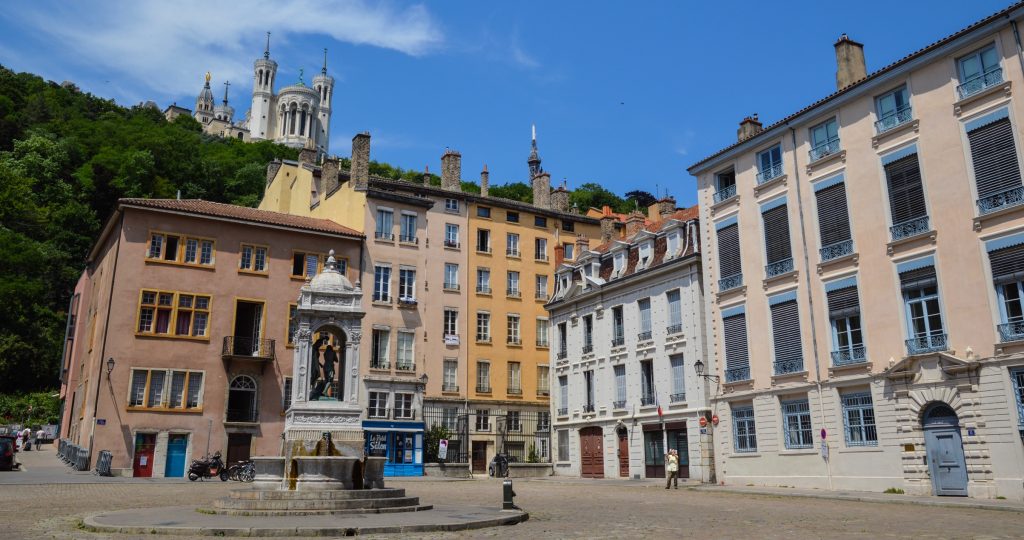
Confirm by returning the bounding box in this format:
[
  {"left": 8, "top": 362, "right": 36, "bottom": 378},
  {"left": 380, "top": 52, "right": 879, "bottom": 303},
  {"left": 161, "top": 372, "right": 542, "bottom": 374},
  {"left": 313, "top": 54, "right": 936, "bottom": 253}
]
[{"left": 502, "top": 477, "right": 516, "bottom": 510}]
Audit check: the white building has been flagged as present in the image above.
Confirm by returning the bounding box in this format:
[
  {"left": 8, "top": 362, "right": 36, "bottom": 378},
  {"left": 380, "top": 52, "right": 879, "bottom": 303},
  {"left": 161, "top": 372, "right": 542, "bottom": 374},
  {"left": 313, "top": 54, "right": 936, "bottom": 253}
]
[{"left": 547, "top": 202, "right": 714, "bottom": 481}]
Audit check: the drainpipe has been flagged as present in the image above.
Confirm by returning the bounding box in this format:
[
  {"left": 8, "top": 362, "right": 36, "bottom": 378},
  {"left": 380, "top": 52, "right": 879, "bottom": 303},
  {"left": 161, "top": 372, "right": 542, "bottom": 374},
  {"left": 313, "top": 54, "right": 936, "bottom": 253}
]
[
  {"left": 788, "top": 127, "right": 833, "bottom": 491},
  {"left": 88, "top": 209, "right": 125, "bottom": 469},
  {"left": 1010, "top": 18, "right": 1024, "bottom": 78}
]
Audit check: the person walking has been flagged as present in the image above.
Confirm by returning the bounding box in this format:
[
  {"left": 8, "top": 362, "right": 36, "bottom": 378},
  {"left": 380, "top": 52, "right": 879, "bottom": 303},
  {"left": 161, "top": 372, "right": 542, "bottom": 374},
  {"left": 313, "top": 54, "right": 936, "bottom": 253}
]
[{"left": 665, "top": 449, "right": 679, "bottom": 489}]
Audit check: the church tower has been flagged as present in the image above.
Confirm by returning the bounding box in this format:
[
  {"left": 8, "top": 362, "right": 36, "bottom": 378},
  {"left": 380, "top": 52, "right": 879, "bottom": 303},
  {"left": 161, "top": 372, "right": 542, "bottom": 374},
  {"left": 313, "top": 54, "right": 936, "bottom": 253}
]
[
  {"left": 311, "top": 48, "right": 334, "bottom": 156},
  {"left": 249, "top": 32, "right": 278, "bottom": 140},
  {"left": 527, "top": 124, "right": 543, "bottom": 179},
  {"left": 194, "top": 72, "right": 215, "bottom": 125}
]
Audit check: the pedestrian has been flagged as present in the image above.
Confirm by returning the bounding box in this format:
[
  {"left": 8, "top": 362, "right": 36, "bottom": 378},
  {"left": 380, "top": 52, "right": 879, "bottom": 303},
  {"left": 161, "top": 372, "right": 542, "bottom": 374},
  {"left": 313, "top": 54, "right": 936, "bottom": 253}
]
[
  {"left": 35, "top": 428, "right": 44, "bottom": 451},
  {"left": 665, "top": 449, "right": 679, "bottom": 489},
  {"left": 21, "top": 428, "right": 31, "bottom": 451}
]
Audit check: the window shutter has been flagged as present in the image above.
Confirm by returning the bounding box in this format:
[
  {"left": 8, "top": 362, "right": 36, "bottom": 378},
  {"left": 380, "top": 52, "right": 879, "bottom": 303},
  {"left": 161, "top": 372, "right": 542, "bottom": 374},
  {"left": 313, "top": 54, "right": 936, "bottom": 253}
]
[
  {"left": 968, "top": 117, "right": 1022, "bottom": 198},
  {"left": 989, "top": 243, "right": 1024, "bottom": 285},
  {"left": 717, "top": 224, "right": 741, "bottom": 278},
  {"left": 762, "top": 205, "right": 791, "bottom": 264},
  {"left": 815, "top": 184, "right": 852, "bottom": 246},
  {"left": 770, "top": 300, "right": 803, "bottom": 366},
  {"left": 826, "top": 285, "right": 860, "bottom": 319},
  {"left": 885, "top": 154, "right": 927, "bottom": 224},
  {"left": 899, "top": 265, "right": 937, "bottom": 291},
  {"left": 722, "top": 314, "right": 748, "bottom": 369}
]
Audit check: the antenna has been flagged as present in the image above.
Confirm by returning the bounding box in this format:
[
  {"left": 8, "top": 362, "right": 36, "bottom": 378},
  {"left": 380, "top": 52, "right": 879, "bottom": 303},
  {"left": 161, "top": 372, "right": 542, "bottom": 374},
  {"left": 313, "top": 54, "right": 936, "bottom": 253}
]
[
  {"left": 264, "top": 32, "right": 271, "bottom": 59},
  {"left": 322, "top": 48, "right": 328, "bottom": 75}
]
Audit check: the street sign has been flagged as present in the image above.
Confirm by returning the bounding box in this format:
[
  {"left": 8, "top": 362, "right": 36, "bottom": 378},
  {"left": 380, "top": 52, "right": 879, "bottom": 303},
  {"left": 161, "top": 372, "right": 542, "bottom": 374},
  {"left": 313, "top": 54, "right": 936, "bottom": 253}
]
[
  {"left": 820, "top": 428, "right": 827, "bottom": 440},
  {"left": 438, "top": 439, "right": 449, "bottom": 460},
  {"left": 820, "top": 441, "right": 829, "bottom": 460}
]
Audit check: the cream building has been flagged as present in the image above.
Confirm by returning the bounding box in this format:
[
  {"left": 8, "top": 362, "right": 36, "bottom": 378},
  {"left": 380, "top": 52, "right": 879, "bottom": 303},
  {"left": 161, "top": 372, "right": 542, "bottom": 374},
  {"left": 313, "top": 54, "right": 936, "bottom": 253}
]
[{"left": 689, "top": 4, "right": 1024, "bottom": 499}]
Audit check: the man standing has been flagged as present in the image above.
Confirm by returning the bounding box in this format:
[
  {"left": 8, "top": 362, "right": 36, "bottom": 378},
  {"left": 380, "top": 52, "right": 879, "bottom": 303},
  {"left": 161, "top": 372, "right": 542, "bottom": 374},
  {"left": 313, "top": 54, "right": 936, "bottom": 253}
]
[{"left": 665, "top": 449, "right": 679, "bottom": 489}]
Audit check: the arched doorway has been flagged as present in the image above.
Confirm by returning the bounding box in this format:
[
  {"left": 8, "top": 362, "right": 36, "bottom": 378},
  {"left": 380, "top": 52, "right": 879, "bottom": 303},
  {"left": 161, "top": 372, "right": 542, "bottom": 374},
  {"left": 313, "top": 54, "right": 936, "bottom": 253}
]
[
  {"left": 579, "top": 426, "right": 604, "bottom": 478},
  {"left": 616, "top": 425, "right": 629, "bottom": 478},
  {"left": 227, "top": 375, "right": 257, "bottom": 423},
  {"left": 922, "top": 403, "right": 968, "bottom": 496}
]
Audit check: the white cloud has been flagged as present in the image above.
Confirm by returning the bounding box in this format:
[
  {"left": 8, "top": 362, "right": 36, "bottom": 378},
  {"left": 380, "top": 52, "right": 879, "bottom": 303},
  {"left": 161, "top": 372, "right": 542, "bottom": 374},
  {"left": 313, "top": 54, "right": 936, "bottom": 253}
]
[
  {"left": 9, "top": 0, "right": 443, "bottom": 99},
  {"left": 510, "top": 43, "right": 539, "bottom": 69}
]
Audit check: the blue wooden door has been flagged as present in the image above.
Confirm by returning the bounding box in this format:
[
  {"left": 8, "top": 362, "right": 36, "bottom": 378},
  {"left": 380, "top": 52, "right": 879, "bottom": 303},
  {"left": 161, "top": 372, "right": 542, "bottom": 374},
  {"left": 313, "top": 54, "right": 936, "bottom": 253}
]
[
  {"left": 925, "top": 426, "right": 968, "bottom": 496},
  {"left": 164, "top": 434, "right": 188, "bottom": 478}
]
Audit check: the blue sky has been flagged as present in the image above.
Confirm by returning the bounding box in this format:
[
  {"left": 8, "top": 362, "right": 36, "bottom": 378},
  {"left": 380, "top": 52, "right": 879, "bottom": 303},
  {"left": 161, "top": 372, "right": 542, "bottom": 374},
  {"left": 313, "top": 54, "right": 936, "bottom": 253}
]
[{"left": 0, "top": 0, "right": 1013, "bottom": 207}]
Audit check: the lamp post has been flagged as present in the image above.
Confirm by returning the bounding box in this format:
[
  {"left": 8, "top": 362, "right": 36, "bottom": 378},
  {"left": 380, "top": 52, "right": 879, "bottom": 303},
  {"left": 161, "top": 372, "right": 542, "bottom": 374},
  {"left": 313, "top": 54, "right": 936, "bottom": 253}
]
[
  {"left": 693, "top": 359, "right": 720, "bottom": 383},
  {"left": 106, "top": 357, "right": 115, "bottom": 378}
]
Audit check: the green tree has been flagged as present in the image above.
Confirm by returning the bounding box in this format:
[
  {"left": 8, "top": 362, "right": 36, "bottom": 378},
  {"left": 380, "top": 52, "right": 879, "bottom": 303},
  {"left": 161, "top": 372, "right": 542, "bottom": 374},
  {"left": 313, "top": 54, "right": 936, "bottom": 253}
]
[
  {"left": 488, "top": 181, "right": 532, "bottom": 203},
  {"left": 569, "top": 182, "right": 626, "bottom": 213}
]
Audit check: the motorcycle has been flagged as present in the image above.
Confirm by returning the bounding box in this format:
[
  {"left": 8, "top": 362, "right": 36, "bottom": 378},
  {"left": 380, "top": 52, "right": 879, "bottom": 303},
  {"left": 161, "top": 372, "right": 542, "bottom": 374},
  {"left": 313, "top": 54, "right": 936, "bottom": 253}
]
[
  {"left": 187, "top": 451, "right": 227, "bottom": 481},
  {"left": 225, "top": 459, "right": 255, "bottom": 482}
]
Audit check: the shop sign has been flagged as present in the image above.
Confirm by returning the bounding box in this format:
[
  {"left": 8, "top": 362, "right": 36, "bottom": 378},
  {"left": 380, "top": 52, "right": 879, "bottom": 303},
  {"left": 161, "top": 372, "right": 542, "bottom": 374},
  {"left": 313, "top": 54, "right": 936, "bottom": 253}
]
[{"left": 368, "top": 432, "right": 387, "bottom": 456}]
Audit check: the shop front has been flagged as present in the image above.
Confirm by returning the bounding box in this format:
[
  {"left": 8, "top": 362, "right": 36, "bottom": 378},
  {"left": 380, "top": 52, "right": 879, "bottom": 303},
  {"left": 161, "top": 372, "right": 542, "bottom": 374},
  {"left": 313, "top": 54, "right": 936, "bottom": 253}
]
[
  {"left": 642, "top": 421, "right": 689, "bottom": 478},
  {"left": 363, "top": 420, "right": 424, "bottom": 476}
]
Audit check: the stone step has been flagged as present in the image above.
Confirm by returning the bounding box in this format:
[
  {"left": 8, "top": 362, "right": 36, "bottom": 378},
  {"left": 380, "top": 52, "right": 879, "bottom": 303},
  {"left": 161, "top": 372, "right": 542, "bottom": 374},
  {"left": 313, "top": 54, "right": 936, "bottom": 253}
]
[
  {"left": 230, "top": 488, "right": 406, "bottom": 500},
  {"left": 214, "top": 496, "right": 421, "bottom": 511},
  {"left": 207, "top": 504, "right": 434, "bottom": 517}
]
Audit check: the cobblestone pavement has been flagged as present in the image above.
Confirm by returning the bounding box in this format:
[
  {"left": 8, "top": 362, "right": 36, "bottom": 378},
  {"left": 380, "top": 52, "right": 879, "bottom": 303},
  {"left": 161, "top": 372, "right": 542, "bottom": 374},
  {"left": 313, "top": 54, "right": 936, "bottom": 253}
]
[{"left": 7, "top": 451, "right": 1024, "bottom": 539}]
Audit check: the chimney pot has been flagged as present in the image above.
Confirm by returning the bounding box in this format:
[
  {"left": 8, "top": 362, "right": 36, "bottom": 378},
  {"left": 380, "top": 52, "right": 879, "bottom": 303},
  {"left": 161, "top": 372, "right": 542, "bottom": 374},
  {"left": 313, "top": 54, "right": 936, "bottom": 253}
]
[
  {"left": 480, "top": 164, "right": 489, "bottom": 197},
  {"left": 532, "top": 172, "right": 552, "bottom": 209},
  {"left": 737, "top": 114, "right": 763, "bottom": 142},
  {"left": 350, "top": 132, "right": 370, "bottom": 190},
  {"left": 441, "top": 149, "right": 462, "bottom": 191},
  {"left": 834, "top": 34, "right": 867, "bottom": 90},
  {"left": 625, "top": 211, "right": 646, "bottom": 238}
]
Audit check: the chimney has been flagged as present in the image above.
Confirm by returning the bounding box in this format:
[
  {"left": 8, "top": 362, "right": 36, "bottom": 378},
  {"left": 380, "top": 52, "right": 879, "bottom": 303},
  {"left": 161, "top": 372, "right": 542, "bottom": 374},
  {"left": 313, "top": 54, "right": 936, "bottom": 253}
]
[
  {"left": 575, "top": 234, "right": 590, "bottom": 256},
  {"left": 737, "top": 114, "right": 763, "bottom": 142},
  {"left": 625, "top": 210, "right": 646, "bottom": 238},
  {"left": 351, "top": 132, "right": 370, "bottom": 191},
  {"left": 553, "top": 243, "right": 565, "bottom": 266},
  {"left": 550, "top": 181, "right": 569, "bottom": 212},
  {"left": 532, "top": 172, "right": 551, "bottom": 209},
  {"left": 480, "top": 164, "right": 489, "bottom": 197},
  {"left": 266, "top": 159, "right": 282, "bottom": 187},
  {"left": 441, "top": 149, "right": 462, "bottom": 191},
  {"left": 647, "top": 196, "right": 676, "bottom": 221},
  {"left": 298, "top": 138, "right": 317, "bottom": 165},
  {"left": 422, "top": 164, "right": 430, "bottom": 185},
  {"left": 322, "top": 156, "right": 340, "bottom": 195},
  {"left": 834, "top": 34, "right": 866, "bottom": 90},
  {"left": 599, "top": 206, "right": 617, "bottom": 243}
]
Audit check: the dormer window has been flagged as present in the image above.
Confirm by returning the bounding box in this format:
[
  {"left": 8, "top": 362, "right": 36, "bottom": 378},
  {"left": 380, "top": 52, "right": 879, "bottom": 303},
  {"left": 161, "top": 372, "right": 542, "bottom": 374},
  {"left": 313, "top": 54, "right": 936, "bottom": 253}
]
[
  {"left": 612, "top": 250, "right": 626, "bottom": 277},
  {"left": 558, "top": 272, "right": 571, "bottom": 293},
  {"left": 638, "top": 241, "right": 653, "bottom": 269},
  {"left": 666, "top": 231, "right": 680, "bottom": 260}
]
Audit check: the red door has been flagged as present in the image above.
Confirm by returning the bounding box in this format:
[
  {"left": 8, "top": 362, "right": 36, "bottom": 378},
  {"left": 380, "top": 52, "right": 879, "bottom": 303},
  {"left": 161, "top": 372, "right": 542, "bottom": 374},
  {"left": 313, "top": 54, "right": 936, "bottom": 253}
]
[
  {"left": 617, "top": 429, "right": 629, "bottom": 477},
  {"left": 472, "top": 441, "right": 488, "bottom": 474},
  {"left": 133, "top": 433, "right": 156, "bottom": 477},
  {"left": 579, "top": 427, "right": 604, "bottom": 478}
]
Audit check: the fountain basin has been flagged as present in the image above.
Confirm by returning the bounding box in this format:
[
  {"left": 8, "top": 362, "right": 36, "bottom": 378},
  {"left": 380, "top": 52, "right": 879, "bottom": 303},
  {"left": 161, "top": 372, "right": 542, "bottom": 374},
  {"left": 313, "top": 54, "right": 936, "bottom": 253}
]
[
  {"left": 294, "top": 456, "right": 359, "bottom": 490},
  {"left": 250, "top": 457, "right": 285, "bottom": 489}
]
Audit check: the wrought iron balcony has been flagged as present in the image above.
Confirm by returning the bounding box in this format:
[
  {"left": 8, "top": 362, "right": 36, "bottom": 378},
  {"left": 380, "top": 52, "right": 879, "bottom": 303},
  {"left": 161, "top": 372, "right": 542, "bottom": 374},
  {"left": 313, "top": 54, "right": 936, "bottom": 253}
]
[
  {"left": 724, "top": 366, "right": 750, "bottom": 383},
  {"left": 442, "top": 384, "right": 459, "bottom": 392},
  {"left": 537, "top": 389, "right": 550, "bottom": 397},
  {"left": 998, "top": 321, "right": 1024, "bottom": 342},
  {"left": 476, "top": 335, "right": 491, "bottom": 343},
  {"left": 719, "top": 274, "right": 743, "bottom": 292},
  {"left": 765, "top": 258, "right": 794, "bottom": 278},
  {"left": 370, "top": 360, "right": 390, "bottom": 370},
  {"left": 978, "top": 186, "right": 1024, "bottom": 215},
  {"left": 557, "top": 351, "right": 567, "bottom": 360},
  {"left": 507, "top": 386, "right": 522, "bottom": 395},
  {"left": 399, "top": 235, "right": 418, "bottom": 244},
  {"left": 506, "top": 248, "right": 521, "bottom": 258},
  {"left": 443, "top": 239, "right": 460, "bottom": 249},
  {"left": 396, "top": 362, "right": 415, "bottom": 372},
  {"left": 476, "top": 384, "right": 492, "bottom": 393},
  {"left": 831, "top": 346, "right": 867, "bottom": 366},
  {"left": 713, "top": 184, "right": 737, "bottom": 204},
  {"left": 476, "top": 245, "right": 492, "bottom": 254},
  {"left": 443, "top": 282, "right": 460, "bottom": 291},
  {"left": 890, "top": 216, "right": 930, "bottom": 241},
  {"left": 820, "top": 239, "right": 854, "bottom": 262},
  {"left": 773, "top": 359, "right": 804, "bottom": 375},
  {"left": 476, "top": 285, "right": 491, "bottom": 294},
  {"left": 670, "top": 392, "right": 686, "bottom": 403},
  {"left": 637, "top": 330, "right": 653, "bottom": 342},
  {"left": 906, "top": 333, "right": 948, "bottom": 355},
  {"left": 875, "top": 105, "right": 913, "bottom": 134},
  {"left": 372, "top": 294, "right": 391, "bottom": 303},
  {"left": 640, "top": 393, "right": 656, "bottom": 406},
  {"left": 226, "top": 407, "right": 258, "bottom": 423},
  {"left": 666, "top": 324, "right": 683, "bottom": 335},
  {"left": 507, "top": 337, "right": 522, "bottom": 346},
  {"left": 393, "top": 408, "right": 416, "bottom": 420},
  {"left": 611, "top": 336, "right": 625, "bottom": 347},
  {"left": 612, "top": 400, "right": 627, "bottom": 409},
  {"left": 374, "top": 231, "right": 394, "bottom": 241},
  {"left": 535, "top": 291, "right": 548, "bottom": 300},
  {"left": 583, "top": 403, "right": 595, "bottom": 413},
  {"left": 536, "top": 339, "right": 549, "bottom": 348},
  {"left": 535, "top": 253, "right": 549, "bottom": 262},
  {"left": 557, "top": 407, "right": 568, "bottom": 416},
  {"left": 221, "top": 336, "right": 275, "bottom": 361},
  {"left": 809, "top": 138, "right": 841, "bottom": 162},
  {"left": 506, "top": 288, "right": 521, "bottom": 298},
  {"left": 756, "top": 163, "right": 784, "bottom": 185},
  {"left": 957, "top": 68, "right": 1003, "bottom": 99},
  {"left": 367, "top": 407, "right": 390, "bottom": 419}
]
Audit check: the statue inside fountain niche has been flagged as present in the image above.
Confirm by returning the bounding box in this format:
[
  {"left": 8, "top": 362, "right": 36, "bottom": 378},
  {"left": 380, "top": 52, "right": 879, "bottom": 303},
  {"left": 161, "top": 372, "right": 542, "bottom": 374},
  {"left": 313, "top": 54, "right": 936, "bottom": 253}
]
[
  {"left": 322, "top": 343, "right": 338, "bottom": 399},
  {"left": 309, "top": 335, "right": 328, "bottom": 400}
]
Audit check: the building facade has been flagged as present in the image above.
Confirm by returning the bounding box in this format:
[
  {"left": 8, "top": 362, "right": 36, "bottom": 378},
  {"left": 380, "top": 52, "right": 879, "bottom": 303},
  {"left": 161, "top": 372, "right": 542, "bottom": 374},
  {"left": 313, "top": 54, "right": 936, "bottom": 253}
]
[
  {"left": 689, "top": 4, "right": 1024, "bottom": 499},
  {"left": 58, "top": 198, "right": 362, "bottom": 476},
  {"left": 546, "top": 203, "right": 712, "bottom": 481}
]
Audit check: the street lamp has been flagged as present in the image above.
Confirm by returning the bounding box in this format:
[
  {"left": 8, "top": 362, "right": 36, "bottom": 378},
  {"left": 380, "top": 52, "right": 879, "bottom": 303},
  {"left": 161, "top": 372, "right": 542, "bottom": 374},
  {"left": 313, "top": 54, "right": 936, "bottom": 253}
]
[
  {"left": 106, "top": 357, "right": 115, "bottom": 377},
  {"left": 693, "top": 359, "right": 719, "bottom": 383}
]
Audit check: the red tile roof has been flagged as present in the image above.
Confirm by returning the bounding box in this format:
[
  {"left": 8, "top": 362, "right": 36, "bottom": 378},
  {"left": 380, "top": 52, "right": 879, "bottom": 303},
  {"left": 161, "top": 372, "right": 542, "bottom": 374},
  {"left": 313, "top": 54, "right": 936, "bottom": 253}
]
[
  {"left": 590, "top": 205, "right": 700, "bottom": 253},
  {"left": 687, "top": 1, "right": 1024, "bottom": 172},
  {"left": 120, "top": 198, "right": 363, "bottom": 238}
]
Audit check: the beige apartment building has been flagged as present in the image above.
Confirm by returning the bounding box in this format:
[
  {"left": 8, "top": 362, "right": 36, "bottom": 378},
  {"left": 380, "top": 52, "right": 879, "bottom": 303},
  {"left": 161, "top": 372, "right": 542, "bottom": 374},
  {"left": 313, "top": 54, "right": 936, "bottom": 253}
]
[
  {"left": 58, "top": 198, "right": 362, "bottom": 476},
  {"left": 689, "top": 4, "right": 1024, "bottom": 499}
]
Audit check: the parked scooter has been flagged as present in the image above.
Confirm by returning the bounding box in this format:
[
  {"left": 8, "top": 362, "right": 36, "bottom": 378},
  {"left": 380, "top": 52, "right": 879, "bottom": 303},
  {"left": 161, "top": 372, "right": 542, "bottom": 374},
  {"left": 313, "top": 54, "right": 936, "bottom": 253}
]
[
  {"left": 187, "top": 451, "right": 227, "bottom": 481},
  {"left": 225, "top": 459, "right": 255, "bottom": 482}
]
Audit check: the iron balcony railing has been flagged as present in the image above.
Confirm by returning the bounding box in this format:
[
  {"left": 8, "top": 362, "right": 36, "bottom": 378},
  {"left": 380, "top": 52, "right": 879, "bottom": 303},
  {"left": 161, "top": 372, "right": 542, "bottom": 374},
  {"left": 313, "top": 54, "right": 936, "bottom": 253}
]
[
  {"left": 476, "top": 245, "right": 492, "bottom": 253},
  {"left": 476, "top": 285, "right": 492, "bottom": 294},
  {"left": 906, "top": 332, "right": 948, "bottom": 355},
  {"left": 557, "top": 407, "right": 568, "bottom": 416},
  {"left": 442, "top": 384, "right": 459, "bottom": 392},
  {"left": 756, "top": 163, "right": 784, "bottom": 185},
  {"left": 998, "top": 321, "right": 1024, "bottom": 342},
  {"left": 557, "top": 351, "right": 567, "bottom": 360},
  {"left": 507, "top": 337, "right": 522, "bottom": 346},
  {"left": 506, "top": 248, "right": 521, "bottom": 258},
  {"left": 831, "top": 346, "right": 867, "bottom": 366},
  {"left": 372, "top": 294, "right": 391, "bottom": 303},
  {"left": 476, "top": 334, "right": 491, "bottom": 343},
  {"left": 582, "top": 343, "right": 593, "bottom": 354},
  {"left": 774, "top": 359, "right": 804, "bottom": 375},
  {"left": 890, "top": 216, "right": 930, "bottom": 241},
  {"left": 507, "top": 386, "right": 522, "bottom": 395},
  {"left": 724, "top": 366, "right": 750, "bottom": 382},
  {"left": 670, "top": 393, "right": 686, "bottom": 403},
  {"left": 226, "top": 407, "right": 258, "bottom": 423},
  {"left": 820, "top": 239, "right": 854, "bottom": 262},
  {"left": 809, "top": 138, "right": 841, "bottom": 162},
  {"left": 719, "top": 274, "right": 743, "bottom": 292},
  {"left": 536, "top": 339, "right": 549, "bottom": 348},
  {"left": 535, "top": 291, "right": 548, "bottom": 300},
  {"left": 367, "top": 407, "right": 389, "bottom": 419},
  {"left": 476, "top": 384, "right": 492, "bottom": 393},
  {"left": 713, "top": 184, "right": 737, "bottom": 204},
  {"left": 396, "top": 362, "right": 415, "bottom": 372},
  {"left": 611, "top": 336, "right": 625, "bottom": 347},
  {"left": 222, "top": 336, "right": 275, "bottom": 360},
  {"left": 583, "top": 403, "right": 595, "bottom": 413},
  {"left": 537, "top": 389, "right": 550, "bottom": 397},
  {"left": 374, "top": 231, "right": 394, "bottom": 241},
  {"left": 535, "top": 253, "right": 549, "bottom": 262},
  {"left": 640, "top": 394, "right": 656, "bottom": 406},
  {"left": 444, "top": 282, "right": 460, "bottom": 291},
  {"left": 957, "top": 68, "right": 1003, "bottom": 99},
  {"left": 765, "top": 258, "right": 794, "bottom": 278},
  {"left": 393, "top": 408, "right": 416, "bottom": 420},
  {"left": 507, "top": 288, "right": 521, "bottom": 298},
  {"left": 666, "top": 324, "right": 683, "bottom": 335},
  {"left": 978, "top": 186, "right": 1024, "bottom": 215},
  {"left": 612, "top": 400, "right": 626, "bottom": 409},
  {"left": 638, "top": 330, "right": 653, "bottom": 342},
  {"left": 444, "top": 239, "right": 460, "bottom": 249},
  {"left": 399, "top": 234, "right": 418, "bottom": 244},
  {"left": 370, "top": 360, "right": 390, "bottom": 370},
  {"left": 875, "top": 105, "right": 913, "bottom": 134}
]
